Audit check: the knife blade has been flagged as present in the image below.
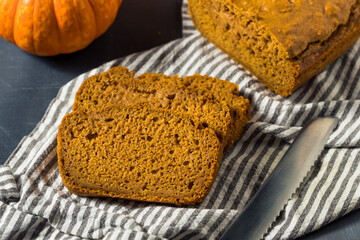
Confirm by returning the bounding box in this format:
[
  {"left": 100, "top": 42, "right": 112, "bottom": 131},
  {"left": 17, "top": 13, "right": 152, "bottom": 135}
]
[{"left": 220, "top": 117, "right": 339, "bottom": 240}]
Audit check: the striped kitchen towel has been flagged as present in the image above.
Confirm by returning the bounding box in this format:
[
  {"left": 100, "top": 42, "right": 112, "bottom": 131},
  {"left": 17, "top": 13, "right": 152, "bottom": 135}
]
[{"left": 1, "top": 0, "right": 360, "bottom": 239}]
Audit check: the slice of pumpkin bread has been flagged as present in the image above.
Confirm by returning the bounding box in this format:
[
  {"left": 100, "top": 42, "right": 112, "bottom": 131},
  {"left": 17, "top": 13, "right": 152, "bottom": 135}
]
[
  {"left": 74, "top": 71, "right": 231, "bottom": 151},
  {"left": 57, "top": 103, "right": 222, "bottom": 205},
  {"left": 73, "top": 66, "right": 251, "bottom": 151}
]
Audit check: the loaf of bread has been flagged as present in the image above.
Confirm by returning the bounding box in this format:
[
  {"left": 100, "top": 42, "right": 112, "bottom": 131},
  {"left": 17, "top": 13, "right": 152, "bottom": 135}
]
[
  {"left": 188, "top": 0, "right": 360, "bottom": 96},
  {"left": 73, "top": 66, "right": 251, "bottom": 151},
  {"left": 57, "top": 103, "right": 222, "bottom": 205}
]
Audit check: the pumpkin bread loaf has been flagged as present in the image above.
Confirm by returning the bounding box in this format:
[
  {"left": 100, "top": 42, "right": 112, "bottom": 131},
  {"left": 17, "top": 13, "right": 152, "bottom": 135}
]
[
  {"left": 57, "top": 103, "right": 222, "bottom": 205},
  {"left": 73, "top": 66, "right": 251, "bottom": 151},
  {"left": 188, "top": 0, "right": 360, "bottom": 96}
]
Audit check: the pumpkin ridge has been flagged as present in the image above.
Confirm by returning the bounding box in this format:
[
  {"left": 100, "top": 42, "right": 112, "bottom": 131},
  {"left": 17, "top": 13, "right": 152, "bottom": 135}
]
[
  {"left": 9, "top": 0, "right": 20, "bottom": 43},
  {"left": 9, "top": 0, "right": 20, "bottom": 44},
  {"left": 50, "top": 0, "right": 61, "bottom": 55},
  {"left": 14, "top": 0, "right": 36, "bottom": 54},
  {"left": 32, "top": 0, "right": 37, "bottom": 54},
  {"left": 86, "top": 0, "right": 98, "bottom": 38},
  {"left": 51, "top": 0, "right": 66, "bottom": 54},
  {"left": 70, "top": 0, "right": 85, "bottom": 53}
]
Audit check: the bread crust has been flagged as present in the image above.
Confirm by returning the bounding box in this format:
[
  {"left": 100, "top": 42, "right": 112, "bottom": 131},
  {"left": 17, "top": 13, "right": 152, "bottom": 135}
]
[{"left": 294, "top": 1, "right": 360, "bottom": 89}]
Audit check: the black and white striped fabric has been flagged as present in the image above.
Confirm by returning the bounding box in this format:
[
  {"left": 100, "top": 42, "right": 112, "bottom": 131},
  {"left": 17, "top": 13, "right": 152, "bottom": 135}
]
[{"left": 1, "top": 1, "right": 360, "bottom": 239}]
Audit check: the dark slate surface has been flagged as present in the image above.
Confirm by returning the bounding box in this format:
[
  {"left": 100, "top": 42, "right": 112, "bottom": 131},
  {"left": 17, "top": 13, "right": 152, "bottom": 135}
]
[{"left": 0, "top": 0, "right": 359, "bottom": 239}]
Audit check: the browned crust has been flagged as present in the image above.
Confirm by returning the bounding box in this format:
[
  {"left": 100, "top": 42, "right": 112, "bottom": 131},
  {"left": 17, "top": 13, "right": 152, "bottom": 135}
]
[{"left": 294, "top": 1, "right": 360, "bottom": 90}]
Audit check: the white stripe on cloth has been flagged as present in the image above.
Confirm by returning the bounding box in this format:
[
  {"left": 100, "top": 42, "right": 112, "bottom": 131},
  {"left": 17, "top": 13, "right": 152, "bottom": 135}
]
[{"left": 0, "top": 165, "right": 19, "bottom": 201}]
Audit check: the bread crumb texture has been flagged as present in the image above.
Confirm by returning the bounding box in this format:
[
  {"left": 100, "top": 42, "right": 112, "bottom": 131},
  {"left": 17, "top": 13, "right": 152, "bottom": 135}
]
[{"left": 58, "top": 66, "right": 251, "bottom": 205}]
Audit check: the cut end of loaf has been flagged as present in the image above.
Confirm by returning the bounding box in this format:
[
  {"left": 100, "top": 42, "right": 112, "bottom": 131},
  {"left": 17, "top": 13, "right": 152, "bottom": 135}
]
[{"left": 57, "top": 103, "right": 222, "bottom": 205}]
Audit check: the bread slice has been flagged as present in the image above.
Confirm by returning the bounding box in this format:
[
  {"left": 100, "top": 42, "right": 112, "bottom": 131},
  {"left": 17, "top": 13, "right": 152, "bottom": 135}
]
[
  {"left": 188, "top": 0, "right": 360, "bottom": 96},
  {"left": 73, "top": 66, "right": 251, "bottom": 151},
  {"left": 57, "top": 103, "right": 222, "bottom": 205}
]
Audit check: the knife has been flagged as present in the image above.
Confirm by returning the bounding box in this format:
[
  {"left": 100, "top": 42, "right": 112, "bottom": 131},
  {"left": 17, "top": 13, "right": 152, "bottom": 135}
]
[{"left": 220, "top": 117, "right": 339, "bottom": 240}]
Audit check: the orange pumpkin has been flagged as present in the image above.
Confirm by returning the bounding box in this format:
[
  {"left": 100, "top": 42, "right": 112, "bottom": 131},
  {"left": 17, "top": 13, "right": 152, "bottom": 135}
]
[{"left": 0, "top": 0, "right": 122, "bottom": 56}]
